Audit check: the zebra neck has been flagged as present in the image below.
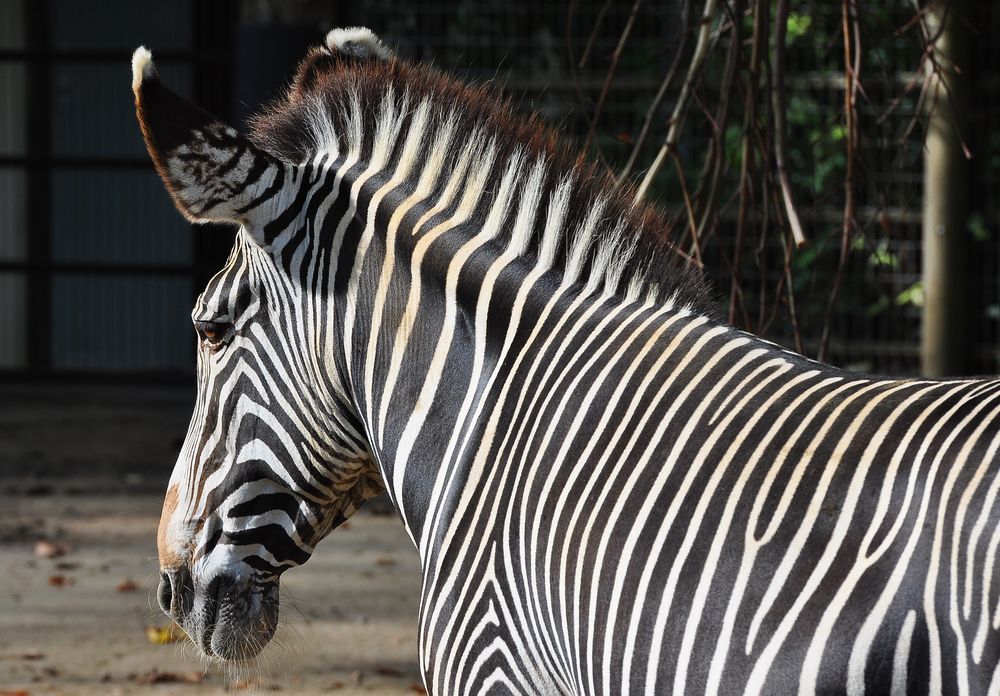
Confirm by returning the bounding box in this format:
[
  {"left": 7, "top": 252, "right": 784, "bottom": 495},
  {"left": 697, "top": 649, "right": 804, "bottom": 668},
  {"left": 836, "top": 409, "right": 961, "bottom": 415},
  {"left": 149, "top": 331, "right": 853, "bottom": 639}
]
[
  {"left": 338, "top": 212, "right": 707, "bottom": 548},
  {"left": 317, "top": 144, "right": 704, "bottom": 543}
]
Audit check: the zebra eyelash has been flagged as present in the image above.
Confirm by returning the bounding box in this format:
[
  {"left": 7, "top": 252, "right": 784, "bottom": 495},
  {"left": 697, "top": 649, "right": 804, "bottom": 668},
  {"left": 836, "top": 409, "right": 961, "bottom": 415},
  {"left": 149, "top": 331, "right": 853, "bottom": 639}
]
[{"left": 194, "top": 320, "right": 235, "bottom": 350}]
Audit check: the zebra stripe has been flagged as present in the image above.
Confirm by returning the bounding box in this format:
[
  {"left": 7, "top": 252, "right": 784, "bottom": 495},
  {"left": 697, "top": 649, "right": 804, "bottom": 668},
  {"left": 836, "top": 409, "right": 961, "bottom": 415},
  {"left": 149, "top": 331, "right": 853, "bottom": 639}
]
[{"left": 137, "top": 33, "right": 1000, "bottom": 694}]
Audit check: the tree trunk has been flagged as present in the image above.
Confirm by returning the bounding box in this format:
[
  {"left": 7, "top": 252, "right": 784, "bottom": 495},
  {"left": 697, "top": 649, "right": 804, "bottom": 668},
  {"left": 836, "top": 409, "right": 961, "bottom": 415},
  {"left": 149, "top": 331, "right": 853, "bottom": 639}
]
[{"left": 921, "top": 0, "right": 971, "bottom": 377}]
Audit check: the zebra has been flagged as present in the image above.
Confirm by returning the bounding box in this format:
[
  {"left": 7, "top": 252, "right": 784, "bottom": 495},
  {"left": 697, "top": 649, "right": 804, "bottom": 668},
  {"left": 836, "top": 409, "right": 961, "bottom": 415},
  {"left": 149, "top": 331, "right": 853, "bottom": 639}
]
[{"left": 134, "top": 27, "right": 1000, "bottom": 695}]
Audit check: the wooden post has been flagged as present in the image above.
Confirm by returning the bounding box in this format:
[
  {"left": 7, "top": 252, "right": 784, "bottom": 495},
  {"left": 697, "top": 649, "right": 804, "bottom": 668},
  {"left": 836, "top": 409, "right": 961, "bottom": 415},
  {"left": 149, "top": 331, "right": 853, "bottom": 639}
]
[{"left": 921, "top": 0, "right": 971, "bottom": 377}]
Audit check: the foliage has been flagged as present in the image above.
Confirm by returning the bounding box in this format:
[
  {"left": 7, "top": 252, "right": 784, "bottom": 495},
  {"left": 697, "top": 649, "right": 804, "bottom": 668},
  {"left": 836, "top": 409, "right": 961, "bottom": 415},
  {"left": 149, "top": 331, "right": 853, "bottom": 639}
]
[{"left": 569, "top": 0, "right": 963, "bottom": 367}]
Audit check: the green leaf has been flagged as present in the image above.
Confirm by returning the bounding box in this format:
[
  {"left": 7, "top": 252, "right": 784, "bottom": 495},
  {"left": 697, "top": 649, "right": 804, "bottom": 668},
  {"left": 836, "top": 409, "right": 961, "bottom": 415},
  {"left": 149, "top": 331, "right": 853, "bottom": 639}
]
[
  {"left": 969, "top": 212, "right": 990, "bottom": 241},
  {"left": 866, "top": 295, "right": 890, "bottom": 317},
  {"left": 787, "top": 13, "right": 813, "bottom": 42},
  {"left": 896, "top": 282, "right": 924, "bottom": 308},
  {"left": 868, "top": 242, "right": 898, "bottom": 269}
]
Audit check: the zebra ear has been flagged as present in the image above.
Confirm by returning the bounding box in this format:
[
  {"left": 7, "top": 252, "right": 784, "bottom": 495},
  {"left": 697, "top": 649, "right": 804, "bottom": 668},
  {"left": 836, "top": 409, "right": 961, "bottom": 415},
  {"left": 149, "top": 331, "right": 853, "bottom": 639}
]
[
  {"left": 285, "top": 28, "right": 392, "bottom": 103},
  {"left": 323, "top": 27, "right": 392, "bottom": 61},
  {"left": 131, "top": 47, "right": 285, "bottom": 233}
]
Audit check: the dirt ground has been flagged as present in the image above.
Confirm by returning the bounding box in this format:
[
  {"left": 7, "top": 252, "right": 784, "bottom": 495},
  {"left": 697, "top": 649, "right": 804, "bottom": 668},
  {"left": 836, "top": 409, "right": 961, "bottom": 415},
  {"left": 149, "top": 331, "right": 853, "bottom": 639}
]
[{"left": 0, "top": 385, "right": 422, "bottom": 695}]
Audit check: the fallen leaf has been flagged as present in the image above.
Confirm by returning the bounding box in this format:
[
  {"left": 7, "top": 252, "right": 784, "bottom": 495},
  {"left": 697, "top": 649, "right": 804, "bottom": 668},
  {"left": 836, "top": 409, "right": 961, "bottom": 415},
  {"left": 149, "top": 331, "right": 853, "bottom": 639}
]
[
  {"left": 375, "top": 666, "right": 402, "bottom": 678},
  {"left": 374, "top": 557, "right": 395, "bottom": 567},
  {"left": 228, "top": 678, "right": 257, "bottom": 691},
  {"left": 144, "top": 623, "right": 187, "bottom": 645},
  {"left": 34, "top": 540, "right": 68, "bottom": 559},
  {"left": 18, "top": 651, "right": 44, "bottom": 660},
  {"left": 0, "top": 689, "right": 31, "bottom": 696},
  {"left": 116, "top": 579, "right": 139, "bottom": 593},
  {"left": 410, "top": 684, "right": 427, "bottom": 694},
  {"left": 47, "top": 574, "right": 73, "bottom": 587},
  {"left": 132, "top": 669, "right": 203, "bottom": 684},
  {"left": 326, "top": 681, "right": 344, "bottom": 690}
]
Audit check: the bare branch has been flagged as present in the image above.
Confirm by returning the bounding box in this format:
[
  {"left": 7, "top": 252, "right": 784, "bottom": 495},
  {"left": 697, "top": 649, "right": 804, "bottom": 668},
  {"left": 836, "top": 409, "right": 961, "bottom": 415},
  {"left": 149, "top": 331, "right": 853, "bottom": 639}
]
[
  {"left": 731, "top": 0, "right": 769, "bottom": 327},
  {"left": 670, "top": 152, "right": 704, "bottom": 266},
  {"left": 692, "top": 0, "right": 743, "bottom": 244},
  {"left": 635, "top": 0, "right": 721, "bottom": 202},
  {"left": 771, "top": 0, "right": 807, "bottom": 248},
  {"left": 617, "top": 0, "right": 693, "bottom": 185},
  {"left": 578, "top": 0, "right": 615, "bottom": 69},
  {"left": 565, "top": 0, "right": 615, "bottom": 173},
  {"left": 818, "top": 0, "right": 861, "bottom": 364},
  {"left": 582, "top": 0, "right": 646, "bottom": 155}
]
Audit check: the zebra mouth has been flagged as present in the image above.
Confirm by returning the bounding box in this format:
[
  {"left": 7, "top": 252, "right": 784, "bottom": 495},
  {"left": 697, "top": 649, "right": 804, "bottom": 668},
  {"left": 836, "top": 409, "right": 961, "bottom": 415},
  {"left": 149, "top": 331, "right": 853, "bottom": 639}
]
[
  {"left": 196, "top": 575, "right": 223, "bottom": 656},
  {"left": 186, "top": 574, "right": 280, "bottom": 661}
]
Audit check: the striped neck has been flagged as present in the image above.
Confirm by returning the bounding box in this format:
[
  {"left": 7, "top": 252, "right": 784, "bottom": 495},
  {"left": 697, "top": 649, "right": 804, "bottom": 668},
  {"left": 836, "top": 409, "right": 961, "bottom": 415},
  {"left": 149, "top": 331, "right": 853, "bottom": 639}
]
[
  {"left": 252, "top": 56, "right": 716, "bottom": 545},
  {"left": 308, "top": 136, "right": 707, "bottom": 545}
]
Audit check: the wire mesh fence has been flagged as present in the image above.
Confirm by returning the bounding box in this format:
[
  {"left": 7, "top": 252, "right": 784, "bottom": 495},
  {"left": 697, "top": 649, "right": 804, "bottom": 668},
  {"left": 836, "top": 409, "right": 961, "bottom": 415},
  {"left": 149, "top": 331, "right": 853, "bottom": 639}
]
[
  {"left": 0, "top": 0, "right": 997, "bottom": 377},
  {"left": 337, "top": 0, "right": 997, "bottom": 376}
]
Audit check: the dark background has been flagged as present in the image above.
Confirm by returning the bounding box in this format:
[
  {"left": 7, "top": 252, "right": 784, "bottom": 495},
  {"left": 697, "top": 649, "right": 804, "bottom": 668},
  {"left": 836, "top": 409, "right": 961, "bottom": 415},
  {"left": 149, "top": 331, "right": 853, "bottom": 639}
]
[{"left": 0, "top": 0, "right": 999, "bottom": 490}]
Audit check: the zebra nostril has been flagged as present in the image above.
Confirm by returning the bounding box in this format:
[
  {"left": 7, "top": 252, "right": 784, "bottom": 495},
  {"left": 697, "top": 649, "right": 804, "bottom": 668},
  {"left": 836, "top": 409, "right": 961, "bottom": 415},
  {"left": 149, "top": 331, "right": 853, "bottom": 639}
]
[
  {"left": 157, "top": 572, "right": 172, "bottom": 615},
  {"left": 159, "top": 566, "right": 195, "bottom": 620}
]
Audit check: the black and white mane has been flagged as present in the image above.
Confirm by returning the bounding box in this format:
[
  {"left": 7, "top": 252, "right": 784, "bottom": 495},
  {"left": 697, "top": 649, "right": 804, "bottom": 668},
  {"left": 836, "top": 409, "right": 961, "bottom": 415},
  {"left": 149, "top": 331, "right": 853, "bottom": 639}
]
[{"left": 248, "top": 43, "right": 714, "bottom": 317}]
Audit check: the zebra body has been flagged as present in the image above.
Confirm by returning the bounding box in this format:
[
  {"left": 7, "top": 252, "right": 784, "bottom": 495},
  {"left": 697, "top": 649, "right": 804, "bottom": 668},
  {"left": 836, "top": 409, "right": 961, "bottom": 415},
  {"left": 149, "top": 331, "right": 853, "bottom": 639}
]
[{"left": 133, "top": 29, "right": 1000, "bottom": 695}]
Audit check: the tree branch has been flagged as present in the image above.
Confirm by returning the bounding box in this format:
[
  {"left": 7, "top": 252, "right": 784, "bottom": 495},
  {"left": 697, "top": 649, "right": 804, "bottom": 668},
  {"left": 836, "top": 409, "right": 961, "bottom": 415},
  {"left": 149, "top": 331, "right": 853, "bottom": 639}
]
[
  {"left": 818, "top": 0, "right": 861, "bottom": 364},
  {"left": 582, "top": 0, "right": 646, "bottom": 155},
  {"left": 771, "top": 0, "right": 807, "bottom": 248},
  {"left": 617, "top": 0, "right": 693, "bottom": 185},
  {"left": 634, "top": 0, "right": 721, "bottom": 202}
]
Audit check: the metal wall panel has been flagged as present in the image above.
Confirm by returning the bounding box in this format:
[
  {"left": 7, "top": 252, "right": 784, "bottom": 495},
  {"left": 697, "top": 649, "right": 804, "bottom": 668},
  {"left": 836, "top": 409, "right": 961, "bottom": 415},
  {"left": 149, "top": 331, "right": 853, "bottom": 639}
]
[
  {"left": 51, "top": 169, "right": 190, "bottom": 265},
  {"left": 0, "top": 272, "right": 26, "bottom": 367},
  {"left": 52, "top": 62, "right": 193, "bottom": 159},
  {"left": 0, "top": 168, "right": 26, "bottom": 261},
  {"left": 0, "top": 62, "right": 26, "bottom": 155},
  {"left": 49, "top": 0, "right": 191, "bottom": 52},
  {"left": 0, "top": 0, "right": 24, "bottom": 50},
  {"left": 51, "top": 275, "right": 193, "bottom": 371}
]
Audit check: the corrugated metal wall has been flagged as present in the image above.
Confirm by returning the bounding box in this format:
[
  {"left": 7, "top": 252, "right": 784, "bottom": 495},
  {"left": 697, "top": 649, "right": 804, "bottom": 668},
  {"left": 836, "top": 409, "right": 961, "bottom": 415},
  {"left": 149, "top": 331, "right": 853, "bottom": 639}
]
[{"left": 0, "top": 0, "right": 214, "bottom": 375}]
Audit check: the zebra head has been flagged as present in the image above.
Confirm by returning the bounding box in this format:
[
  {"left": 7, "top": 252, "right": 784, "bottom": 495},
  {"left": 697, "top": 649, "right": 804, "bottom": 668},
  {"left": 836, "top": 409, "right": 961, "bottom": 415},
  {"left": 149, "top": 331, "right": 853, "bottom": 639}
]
[{"left": 132, "top": 30, "right": 390, "bottom": 660}]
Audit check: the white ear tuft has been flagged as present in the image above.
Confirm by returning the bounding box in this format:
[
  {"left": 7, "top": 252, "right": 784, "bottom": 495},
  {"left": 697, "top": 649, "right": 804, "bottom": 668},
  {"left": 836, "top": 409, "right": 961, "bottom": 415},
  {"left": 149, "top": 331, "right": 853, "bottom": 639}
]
[
  {"left": 324, "top": 27, "right": 392, "bottom": 60},
  {"left": 131, "top": 46, "right": 156, "bottom": 92}
]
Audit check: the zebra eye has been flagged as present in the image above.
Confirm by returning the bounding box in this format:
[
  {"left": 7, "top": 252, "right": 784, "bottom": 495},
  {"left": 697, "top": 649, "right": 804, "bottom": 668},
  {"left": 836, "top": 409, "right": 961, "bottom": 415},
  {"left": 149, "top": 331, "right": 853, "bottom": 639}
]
[{"left": 194, "top": 320, "right": 232, "bottom": 349}]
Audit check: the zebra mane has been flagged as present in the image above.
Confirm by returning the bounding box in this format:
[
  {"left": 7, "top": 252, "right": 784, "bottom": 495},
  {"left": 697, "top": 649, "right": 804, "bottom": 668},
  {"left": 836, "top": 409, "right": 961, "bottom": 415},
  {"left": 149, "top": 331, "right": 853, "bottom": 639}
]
[{"left": 248, "top": 41, "right": 714, "bottom": 315}]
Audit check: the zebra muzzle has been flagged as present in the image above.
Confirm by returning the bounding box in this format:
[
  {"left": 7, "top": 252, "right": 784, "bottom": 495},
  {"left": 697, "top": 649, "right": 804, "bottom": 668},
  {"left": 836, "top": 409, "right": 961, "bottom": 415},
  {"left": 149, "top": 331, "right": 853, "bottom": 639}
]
[{"left": 158, "top": 568, "right": 279, "bottom": 661}]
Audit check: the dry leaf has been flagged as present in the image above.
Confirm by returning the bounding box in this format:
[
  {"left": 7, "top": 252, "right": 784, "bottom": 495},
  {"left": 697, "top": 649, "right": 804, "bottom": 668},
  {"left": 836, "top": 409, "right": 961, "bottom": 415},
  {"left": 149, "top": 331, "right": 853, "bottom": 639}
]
[
  {"left": 0, "top": 690, "right": 31, "bottom": 696},
  {"left": 132, "top": 669, "right": 203, "bottom": 684},
  {"left": 18, "top": 651, "right": 44, "bottom": 661},
  {"left": 410, "top": 684, "right": 427, "bottom": 694},
  {"left": 374, "top": 557, "right": 395, "bottom": 567},
  {"left": 116, "top": 578, "right": 139, "bottom": 592},
  {"left": 375, "top": 666, "right": 403, "bottom": 678},
  {"left": 34, "top": 540, "right": 68, "bottom": 559},
  {"left": 47, "top": 574, "right": 73, "bottom": 587},
  {"left": 144, "top": 623, "right": 187, "bottom": 645}
]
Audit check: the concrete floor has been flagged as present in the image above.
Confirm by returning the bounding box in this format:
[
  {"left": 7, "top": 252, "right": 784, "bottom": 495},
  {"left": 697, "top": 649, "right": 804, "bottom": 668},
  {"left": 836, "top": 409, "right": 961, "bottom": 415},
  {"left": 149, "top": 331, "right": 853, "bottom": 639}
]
[{"left": 0, "top": 385, "right": 422, "bottom": 695}]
